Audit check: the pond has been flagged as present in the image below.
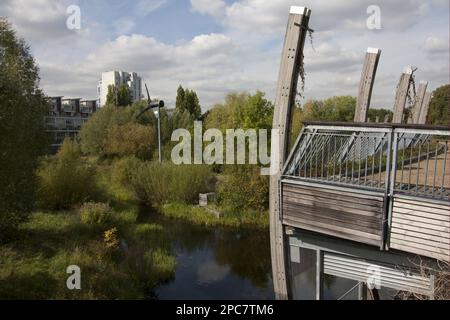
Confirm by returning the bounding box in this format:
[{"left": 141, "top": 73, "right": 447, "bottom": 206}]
[{"left": 139, "top": 209, "right": 275, "bottom": 300}]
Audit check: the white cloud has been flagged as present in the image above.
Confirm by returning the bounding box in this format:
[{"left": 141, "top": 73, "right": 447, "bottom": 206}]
[
  {"left": 37, "top": 32, "right": 237, "bottom": 105},
  {"left": 424, "top": 36, "right": 449, "bottom": 54},
  {"left": 190, "top": 0, "right": 226, "bottom": 20},
  {"left": 193, "top": 0, "right": 437, "bottom": 36},
  {"left": 2, "top": 0, "right": 448, "bottom": 111}
]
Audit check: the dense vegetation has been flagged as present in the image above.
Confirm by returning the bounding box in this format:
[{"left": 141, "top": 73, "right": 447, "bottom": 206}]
[
  {"left": 427, "top": 84, "right": 449, "bottom": 126},
  {"left": 0, "top": 19, "right": 48, "bottom": 241}
]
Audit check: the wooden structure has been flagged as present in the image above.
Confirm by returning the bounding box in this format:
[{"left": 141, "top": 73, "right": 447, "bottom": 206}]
[
  {"left": 270, "top": 7, "right": 448, "bottom": 300},
  {"left": 392, "top": 66, "right": 413, "bottom": 123},
  {"left": 354, "top": 48, "right": 381, "bottom": 123},
  {"left": 278, "top": 122, "right": 449, "bottom": 299},
  {"left": 418, "top": 92, "right": 432, "bottom": 124},
  {"left": 410, "top": 81, "right": 428, "bottom": 124},
  {"left": 269, "top": 6, "right": 311, "bottom": 299}
]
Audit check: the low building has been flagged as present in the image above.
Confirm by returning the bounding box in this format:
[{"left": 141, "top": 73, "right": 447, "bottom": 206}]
[
  {"left": 80, "top": 100, "right": 97, "bottom": 118},
  {"left": 46, "top": 96, "right": 97, "bottom": 151}
]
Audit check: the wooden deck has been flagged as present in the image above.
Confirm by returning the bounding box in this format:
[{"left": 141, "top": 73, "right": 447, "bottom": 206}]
[
  {"left": 282, "top": 181, "right": 385, "bottom": 247},
  {"left": 280, "top": 123, "right": 450, "bottom": 264}
]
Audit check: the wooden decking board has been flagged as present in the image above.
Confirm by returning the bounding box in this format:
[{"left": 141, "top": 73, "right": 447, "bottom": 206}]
[
  {"left": 394, "top": 198, "right": 450, "bottom": 211},
  {"left": 390, "top": 242, "right": 449, "bottom": 262},
  {"left": 391, "top": 221, "right": 450, "bottom": 238},
  {"left": 392, "top": 206, "right": 450, "bottom": 222},
  {"left": 283, "top": 183, "right": 383, "bottom": 201},
  {"left": 283, "top": 188, "right": 384, "bottom": 211},
  {"left": 283, "top": 214, "right": 382, "bottom": 239},
  {"left": 390, "top": 233, "right": 450, "bottom": 250},
  {"left": 283, "top": 192, "right": 383, "bottom": 218},
  {"left": 392, "top": 216, "right": 450, "bottom": 233},
  {"left": 390, "top": 228, "right": 450, "bottom": 242},
  {"left": 283, "top": 218, "right": 381, "bottom": 247},
  {"left": 282, "top": 202, "right": 382, "bottom": 231},
  {"left": 390, "top": 238, "right": 449, "bottom": 256},
  {"left": 392, "top": 211, "right": 450, "bottom": 228}
]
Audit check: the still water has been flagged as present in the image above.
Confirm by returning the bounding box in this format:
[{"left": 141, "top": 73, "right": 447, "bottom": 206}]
[{"left": 140, "top": 209, "right": 275, "bottom": 300}]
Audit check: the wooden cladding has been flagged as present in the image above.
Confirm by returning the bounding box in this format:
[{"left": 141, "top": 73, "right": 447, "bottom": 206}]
[
  {"left": 390, "top": 196, "right": 450, "bottom": 262},
  {"left": 282, "top": 181, "right": 385, "bottom": 247}
]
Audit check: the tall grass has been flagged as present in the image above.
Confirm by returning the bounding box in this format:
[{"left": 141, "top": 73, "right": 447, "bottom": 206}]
[
  {"left": 125, "top": 162, "right": 213, "bottom": 206},
  {"left": 161, "top": 203, "right": 269, "bottom": 229},
  {"left": 36, "top": 140, "right": 101, "bottom": 210},
  {"left": 0, "top": 204, "right": 176, "bottom": 299}
]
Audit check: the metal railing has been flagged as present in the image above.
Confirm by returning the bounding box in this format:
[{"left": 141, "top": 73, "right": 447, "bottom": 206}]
[
  {"left": 391, "top": 128, "right": 449, "bottom": 201},
  {"left": 283, "top": 122, "right": 450, "bottom": 201}
]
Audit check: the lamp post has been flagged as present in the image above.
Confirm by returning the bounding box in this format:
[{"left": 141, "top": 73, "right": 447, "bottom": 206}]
[{"left": 137, "top": 84, "right": 164, "bottom": 163}]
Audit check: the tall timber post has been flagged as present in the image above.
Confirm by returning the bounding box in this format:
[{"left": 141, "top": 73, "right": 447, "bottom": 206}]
[
  {"left": 269, "top": 6, "right": 311, "bottom": 300},
  {"left": 392, "top": 66, "right": 413, "bottom": 123},
  {"left": 354, "top": 48, "right": 381, "bottom": 123}
]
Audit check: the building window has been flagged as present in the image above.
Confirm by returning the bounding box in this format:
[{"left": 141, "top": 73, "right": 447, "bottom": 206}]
[{"left": 288, "top": 246, "right": 317, "bottom": 300}]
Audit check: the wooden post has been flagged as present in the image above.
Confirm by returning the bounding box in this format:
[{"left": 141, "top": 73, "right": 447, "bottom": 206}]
[
  {"left": 418, "top": 91, "right": 432, "bottom": 124},
  {"left": 354, "top": 47, "right": 381, "bottom": 123},
  {"left": 409, "top": 81, "right": 428, "bottom": 124},
  {"left": 269, "top": 6, "right": 311, "bottom": 300},
  {"left": 392, "top": 66, "right": 413, "bottom": 123}
]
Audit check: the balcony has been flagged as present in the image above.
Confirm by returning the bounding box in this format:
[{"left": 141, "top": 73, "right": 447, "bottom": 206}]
[{"left": 281, "top": 122, "right": 450, "bottom": 262}]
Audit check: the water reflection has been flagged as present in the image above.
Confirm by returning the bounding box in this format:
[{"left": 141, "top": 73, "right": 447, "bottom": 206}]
[{"left": 138, "top": 207, "right": 275, "bottom": 300}]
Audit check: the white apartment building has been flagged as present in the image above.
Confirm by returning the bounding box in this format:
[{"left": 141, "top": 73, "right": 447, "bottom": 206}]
[{"left": 97, "top": 71, "right": 142, "bottom": 107}]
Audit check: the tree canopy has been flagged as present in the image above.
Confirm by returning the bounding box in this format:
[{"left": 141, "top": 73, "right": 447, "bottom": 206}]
[
  {"left": 175, "top": 85, "right": 202, "bottom": 119},
  {"left": 106, "top": 84, "right": 133, "bottom": 107},
  {"left": 0, "top": 18, "right": 48, "bottom": 240},
  {"left": 427, "top": 84, "right": 449, "bottom": 126}
]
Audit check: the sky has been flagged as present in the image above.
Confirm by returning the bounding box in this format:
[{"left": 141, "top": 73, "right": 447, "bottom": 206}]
[{"left": 1, "top": 0, "right": 449, "bottom": 110}]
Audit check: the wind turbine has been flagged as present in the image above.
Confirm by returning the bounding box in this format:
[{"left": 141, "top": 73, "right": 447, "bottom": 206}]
[{"left": 137, "top": 84, "right": 164, "bottom": 163}]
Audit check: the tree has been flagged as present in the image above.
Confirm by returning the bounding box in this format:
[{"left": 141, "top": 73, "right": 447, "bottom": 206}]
[
  {"left": 175, "top": 85, "right": 185, "bottom": 112},
  {"left": 302, "top": 96, "right": 356, "bottom": 122},
  {"left": 106, "top": 84, "right": 133, "bottom": 107},
  {"left": 0, "top": 19, "right": 48, "bottom": 240},
  {"left": 205, "top": 91, "right": 273, "bottom": 131},
  {"left": 368, "top": 108, "right": 393, "bottom": 123},
  {"left": 175, "top": 85, "right": 202, "bottom": 119},
  {"left": 184, "top": 89, "right": 202, "bottom": 119},
  {"left": 427, "top": 84, "right": 449, "bottom": 125}
]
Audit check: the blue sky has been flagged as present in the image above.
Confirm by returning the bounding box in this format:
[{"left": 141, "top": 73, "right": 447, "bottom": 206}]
[{"left": 1, "top": 0, "right": 448, "bottom": 109}]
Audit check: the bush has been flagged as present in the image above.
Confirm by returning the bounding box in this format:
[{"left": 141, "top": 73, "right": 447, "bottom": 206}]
[
  {"left": 80, "top": 202, "right": 113, "bottom": 227},
  {"left": 103, "top": 123, "right": 155, "bottom": 159},
  {"left": 218, "top": 165, "right": 269, "bottom": 211},
  {"left": 36, "top": 139, "right": 100, "bottom": 210},
  {"left": 125, "top": 161, "right": 214, "bottom": 206},
  {"left": 79, "top": 103, "right": 157, "bottom": 158}
]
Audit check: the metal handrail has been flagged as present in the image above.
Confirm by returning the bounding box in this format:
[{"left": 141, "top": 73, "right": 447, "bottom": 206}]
[{"left": 283, "top": 123, "right": 450, "bottom": 201}]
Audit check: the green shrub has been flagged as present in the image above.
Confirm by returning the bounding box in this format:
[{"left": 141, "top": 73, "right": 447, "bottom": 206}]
[
  {"left": 80, "top": 202, "right": 113, "bottom": 227},
  {"left": 103, "top": 122, "right": 155, "bottom": 159},
  {"left": 218, "top": 165, "right": 269, "bottom": 211},
  {"left": 36, "top": 139, "right": 100, "bottom": 210},
  {"left": 125, "top": 161, "right": 214, "bottom": 206}
]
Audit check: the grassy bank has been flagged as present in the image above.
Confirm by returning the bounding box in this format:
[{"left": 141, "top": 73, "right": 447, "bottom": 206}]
[
  {"left": 161, "top": 203, "right": 269, "bottom": 229},
  {"left": 0, "top": 203, "right": 175, "bottom": 299}
]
